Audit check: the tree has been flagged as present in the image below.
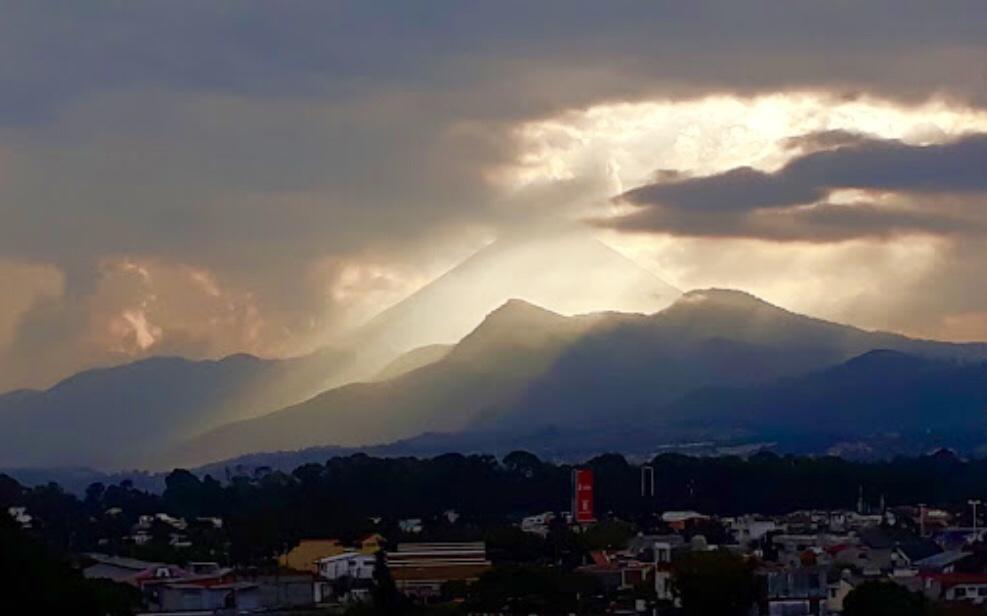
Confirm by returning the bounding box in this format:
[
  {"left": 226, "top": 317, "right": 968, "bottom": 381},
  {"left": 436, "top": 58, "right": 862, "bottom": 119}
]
[
  {"left": 463, "top": 565, "right": 599, "bottom": 614},
  {"left": 671, "top": 551, "right": 756, "bottom": 616},
  {"left": 504, "top": 450, "right": 542, "bottom": 478},
  {"left": 579, "top": 519, "right": 636, "bottom": 551},
  {"left": 370, "top": 548, "right": 406, "bottom": 613},
  {"left": 0, "top": 514, "right": 140, "bottom": 615},
  {"left": 843, "top": 581, "right": 930, "bottom": 616}
]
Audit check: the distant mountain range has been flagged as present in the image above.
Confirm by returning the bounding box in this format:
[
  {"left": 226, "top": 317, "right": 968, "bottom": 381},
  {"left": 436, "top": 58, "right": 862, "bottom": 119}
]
[
  {"left": 168, "top": 289, "right": 987, "bottom": 468},
  {"left": 649, "top": 349, "right": 987, "bottom": 456},
  {"left": 326, "top": 233, "right": 681, "bottom": 385},
  {"left": 4, "top": 233, "right": 987, "bottom": 473},
  {"left": 0, "top": 349, "right": 351, "bottom": 468},
  {"left": 0, "top": 234, "right": 679, "bottom": 470}
]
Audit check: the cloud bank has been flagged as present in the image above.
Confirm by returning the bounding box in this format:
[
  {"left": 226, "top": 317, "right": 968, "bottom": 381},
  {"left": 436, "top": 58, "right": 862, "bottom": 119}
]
[{"left": 4, "top": 2, "right": 987, "bottom": 388}]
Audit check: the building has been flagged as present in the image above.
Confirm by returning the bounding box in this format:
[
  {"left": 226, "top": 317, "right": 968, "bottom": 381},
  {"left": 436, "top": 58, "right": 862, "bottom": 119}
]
[
  {"left": 579, "top": 551, "right": 654, "bottom": 592},
  {"left": 150, "top": 581, "right": 258, "bottom": 613},
  {"left": 757, "top": 566, "right": 828, "bottom": 616},
  {"left": 653, "top": 541, "right": 674, "bottom": 601},
  {"left": 921, "top": 573, "right": 987, "bottom": 604},
  {"left": 83, "top": 554, "right": 189, "bottom": 586},
  {"left": 233, "top": 571, "right": 316, "bottom": 610},
  {"left": 826, "top": 573, "right": 858, "bottom": 614},
  {"left": 360, "top": 533, "right": 386, "bottom": 554},
  {"left": 730, "top": 516, "right": 780, "bottom": 548},
  {"left": 317, "top": 552, "right": 376, "bottom": 581},
  {"left": 387, "top": 542, "right": 491, "bottom": 599},
  {"left": 279, "top": 539, "right": 348, "bottom": 573},
  {"left": 661, "top": 511, "right": 708, "bottom": 531},
  {"left": 314, "top": 552, "right": 377, "bottom": 604},
  {"left": 914, "top": 550, "right": 974, "bottom": 574},
  {"left": 521, "top": 512, "right": 555, "bottom": 537},
  {"left": 147, "top": 571, "right": 315, "bottom": 612}
]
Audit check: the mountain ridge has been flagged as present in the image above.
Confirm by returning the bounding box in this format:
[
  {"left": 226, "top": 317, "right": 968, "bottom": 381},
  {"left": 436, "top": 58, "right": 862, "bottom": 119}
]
[{"left": 168, "top": 289, "right": 987, "bottom": 468}]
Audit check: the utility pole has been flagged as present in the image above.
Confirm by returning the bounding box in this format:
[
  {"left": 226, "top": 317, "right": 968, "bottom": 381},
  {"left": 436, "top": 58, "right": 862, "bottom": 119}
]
[{"left": 970, "top": 500, "right": 981, "bottom": 532}]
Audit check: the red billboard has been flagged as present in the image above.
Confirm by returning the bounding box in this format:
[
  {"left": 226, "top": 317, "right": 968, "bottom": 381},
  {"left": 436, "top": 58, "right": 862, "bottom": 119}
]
[{"left": 572, "top": 468, "right": 595, "bottom": 523}]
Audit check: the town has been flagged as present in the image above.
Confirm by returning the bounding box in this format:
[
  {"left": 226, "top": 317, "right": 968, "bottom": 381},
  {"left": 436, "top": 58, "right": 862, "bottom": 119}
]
[{"left": 6, "top": 450, "right": 987, "bottom": 614}]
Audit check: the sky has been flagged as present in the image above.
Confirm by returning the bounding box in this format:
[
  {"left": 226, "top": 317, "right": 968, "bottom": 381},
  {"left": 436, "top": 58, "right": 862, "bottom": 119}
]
[{"left": 3, "top": 1, "right": 987, "bottom": 391}]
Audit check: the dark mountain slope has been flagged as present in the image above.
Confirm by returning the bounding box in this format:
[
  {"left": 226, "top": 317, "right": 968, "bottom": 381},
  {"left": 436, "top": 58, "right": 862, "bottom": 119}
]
[
  {"left": 173, "top": 291, "right": 987, "bottom": 467},
  {"left": 476, "top": 289, "right": 987, "bottom": 430},
  {"left": 374, "top": 344, "right": 453, "bottom": 381},
  {"left": 170, "top": 300, "right": 614, "bottom": 467},
  {"left": 0, "top": 348, "right": 350, "bottom": 468},
  {"left": 659, "top": 350, "right": 987, "bottom": 442}
]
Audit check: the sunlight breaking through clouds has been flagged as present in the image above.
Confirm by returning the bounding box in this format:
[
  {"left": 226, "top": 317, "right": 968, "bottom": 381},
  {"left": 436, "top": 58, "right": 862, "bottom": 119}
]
[{"left": 509, "top": 92, "right": 987, "bottom": 196}]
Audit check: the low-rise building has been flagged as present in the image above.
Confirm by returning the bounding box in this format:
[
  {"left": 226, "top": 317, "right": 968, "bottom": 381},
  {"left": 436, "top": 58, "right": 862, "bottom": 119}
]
[
  {"left": 314, "top": 552, "right": 377, "bottom": 604},
  {"left": 661, "top": 511, "right": 708, "bottom": 531},
  {"left": 521, "top": 512, "right": 555, "bottom": 537},
  {"left": 317, "top": 551, "right": 376, "bottom": 581},
  {"left": 83, "top": 554, "right": 189, "bottom": 586},
  {"left": 757, "top": 565, "right": 828, "bottom": 616},
  {"left": 279, "top": 538, "right": 348, "bottom": 573},
  {"left": 387, "top": 542, "right": 491, "bottom": 599}
]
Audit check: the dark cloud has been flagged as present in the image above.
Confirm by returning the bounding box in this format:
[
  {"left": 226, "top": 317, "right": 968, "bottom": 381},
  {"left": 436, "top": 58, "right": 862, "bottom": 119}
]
[
  {"left": 621, "top": 166, "right": 826, "bottom": 213},
  {"left": 604, "top": 201, "right": 975, "bottom": 243},
  {"left": 3, "top": 2, "right": 987, "bottom": 124},
  {"left": 782, "top": 129, "right": 875, "bottom": 152},
  {"left": 610, "top": 133, "right": 987, "bottom": 240},
  {"left": 4, "top": 2, "right": 987, "bottom": 386}
]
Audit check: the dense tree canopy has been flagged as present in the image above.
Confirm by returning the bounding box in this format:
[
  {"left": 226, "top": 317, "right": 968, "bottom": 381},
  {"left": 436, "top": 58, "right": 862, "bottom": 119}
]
[
  {"left": 843, "top": 581, "right": 930, "bottom": 616},
  {"left": 671, "top": 551, "right": 757, "bottom": 616},
  {"left": 8, "top": 448, "right": 987, "bottom": 569},
  {"left": 0, "top": 514, "right": 139, "bottom": 615}
]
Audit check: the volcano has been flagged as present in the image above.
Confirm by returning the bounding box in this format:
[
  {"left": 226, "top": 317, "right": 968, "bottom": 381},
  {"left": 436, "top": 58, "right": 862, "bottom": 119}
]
[{"left": 344, "top": 232, "right": 681, "bottom": 367}]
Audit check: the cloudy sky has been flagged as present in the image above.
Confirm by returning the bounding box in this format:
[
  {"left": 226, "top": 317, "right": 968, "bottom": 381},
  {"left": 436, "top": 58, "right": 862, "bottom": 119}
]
[{"left": 3, "top": 1, "right": 987, "bottom": 391}]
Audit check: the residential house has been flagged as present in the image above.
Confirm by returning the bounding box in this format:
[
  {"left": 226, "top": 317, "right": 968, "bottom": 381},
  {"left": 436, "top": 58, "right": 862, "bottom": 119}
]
[
  {"left": 83, "top": 554, "right": 188, "bottom": 586},
  {"left": 317, "top": 552, "right": 376, "bottom": 581},
  {"left": 891, "top": 539, "right": 942, "bottom": 571},
  {"left": 314, "top": 552, "right": 377, "bottom": 604},
  {"left": 826, "top": 572, "right": 860, "bottom": 614},
  {"left": 919, "top": 573, "right": 987, "bottom": 604}
]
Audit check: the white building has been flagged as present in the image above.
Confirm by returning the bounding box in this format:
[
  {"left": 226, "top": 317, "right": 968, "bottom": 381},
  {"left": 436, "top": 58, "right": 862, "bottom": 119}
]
[
  {"left": 314, "top": 552, "right": 376, "bottom": 604},
  {"left": 316, "top": 551, "right": 376, "bottom": 581},
  {"left": 653, "top": 541, "right": 674, "bottom": 601},
  {"left": 521, "top": 512, "right": 555, "bottom": 537}
]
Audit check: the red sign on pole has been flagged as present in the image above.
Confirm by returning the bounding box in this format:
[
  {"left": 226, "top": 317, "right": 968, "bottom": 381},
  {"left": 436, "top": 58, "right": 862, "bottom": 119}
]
[{"left": 572, "top": 468, "right": 595, "bottom": 523}]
